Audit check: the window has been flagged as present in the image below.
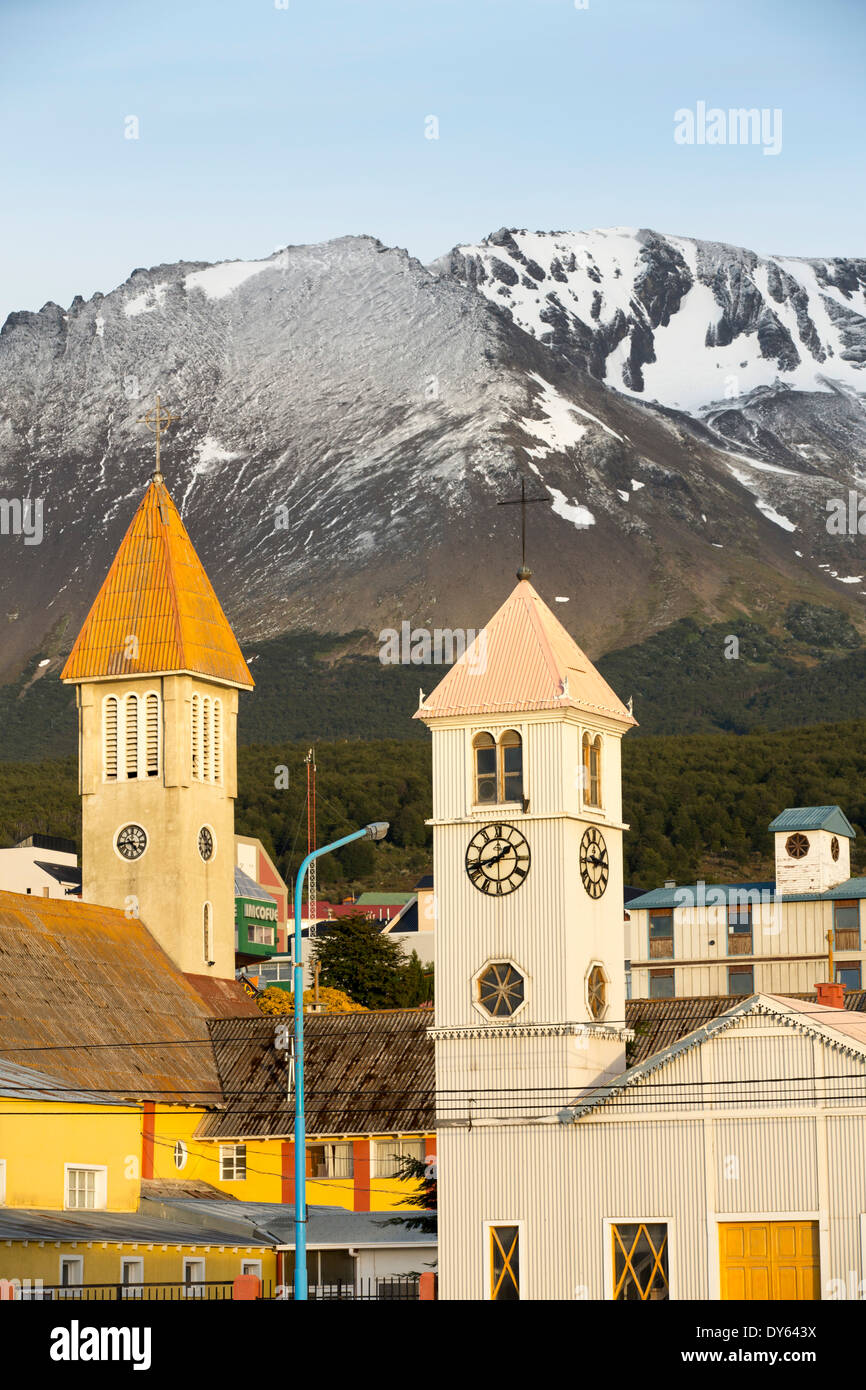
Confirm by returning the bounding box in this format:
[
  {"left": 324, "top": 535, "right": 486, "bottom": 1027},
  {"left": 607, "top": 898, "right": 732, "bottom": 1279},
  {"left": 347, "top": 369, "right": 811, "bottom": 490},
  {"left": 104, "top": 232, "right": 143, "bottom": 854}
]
[
  {"left": 203, "top": 697, "right": 212, "bottom": 782},
  {"left": 837, "top": 964, "right": 861, "bottom": 991},
  {"left": 145, "top": 693, "right": 159, "bottom": 777},
  {"left": 213, "top": 700, "right": 222, "bottom": 782},
  {"left": 125, "top": 693, "right": 139, "bottom": 778},
  {"left": 834, "top": 901, "right": 861, "bottom": 951},
  {"left": 477, "top": 962, "right": 525, "bottom": 1018},
  {"left": 727, "top": 901, "right": 753, "bottom": 954},
  {"left": 0, "top": 1158, "right": 5, "bottom": 1205},
  {"left": 489, "top": 1225, "right": 520, "bottom": 1301},
  {"left": 472, "top": 730, "right": 523, "bottom": 805},
  {"left": 183, "top": 1257, "right": 206, "bottom": 1298},
  {"left": 104, "top": 696, "right": 118, "bottom": 780},
  {"left": 65, "top": 1165, "right": 106, "bottom": 1210},
  {"left": 728, "top": 964, "right": 754, "bottom": 995},
  {"left": 612, "top": 1223, "right": 669, "bottom": 1301},
  {"left": 306, "top": 1142, "right": 354, "bottom": 1179},
  {"left": 649, "top": 910, "right": 674, "bottom": 959},
  {"left": 582, "top": 732, "right": 602, "bottom": 808},
  {"left": 173, "top": 1141, "right": 188, "bottom": 1171},
  {"left": 499, "top": 730, "right": 523, "bottom": 803},
  {"left": 649, "top": 969, "right": 674, "bottom": 999},
  {"left": 248, "top": 923, "right": 275, "bottom": 946},
  {"left": 59, "top": 1256, "right": 84, "bottom": 1298},
  {"left": 259, "top": 960, "right": 292, "bottom": 983},
  {"left": 219, "top": 1144, "right": 247, "bottom": 1181},
  {"left": 191, "top": 694, "right": 201, "bottom": 779},
  {"left": 121, "top": 1257, "right": 144, "bottom": 1299},
  {"left": 105, "top": 692, "right": 160, "bottom": 780},
  {"left": 373, "top": 1137, "right": 426, "bottom": 1178},
  {"left": 203, "top": 902, "right": 213, "bottom": 965},
  {"left": 283, "top": 1249, "right": 355, "bottom": 1290},
  {"left": 786, "top": 833, "right": 809, "bottom": 859},
  {"left": 241, "top": 1259, "right": 262, "bottom": 1280},
  {"left": 587, "top": 965, "right": 607, "bottom": 1021},
  {"left": 473, "top": 732, "right": 497, "bottom": 804}
]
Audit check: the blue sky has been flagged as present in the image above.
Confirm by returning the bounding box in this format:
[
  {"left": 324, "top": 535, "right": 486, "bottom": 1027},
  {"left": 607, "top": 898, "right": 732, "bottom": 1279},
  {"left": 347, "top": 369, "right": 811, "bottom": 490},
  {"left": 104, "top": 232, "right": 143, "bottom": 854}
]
[{"left": 1, "top": 0, "right": 863, "bottom": 321}]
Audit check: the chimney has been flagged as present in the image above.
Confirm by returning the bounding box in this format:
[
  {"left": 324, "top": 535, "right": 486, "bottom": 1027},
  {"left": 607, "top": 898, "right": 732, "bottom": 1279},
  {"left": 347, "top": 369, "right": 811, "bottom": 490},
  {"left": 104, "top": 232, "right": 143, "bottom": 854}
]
[
  {"left": 815, "top": 981, "right": 845, "bottom": 1009},
  {"left": 664, "top": 880, "right": 676, "bottom": 890}
]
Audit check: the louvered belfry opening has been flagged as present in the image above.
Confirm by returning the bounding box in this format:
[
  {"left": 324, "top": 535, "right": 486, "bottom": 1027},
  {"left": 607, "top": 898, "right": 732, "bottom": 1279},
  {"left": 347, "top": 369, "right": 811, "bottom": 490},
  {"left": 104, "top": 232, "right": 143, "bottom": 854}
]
[
  {"left": 125, "top": 693, "right": 139, "bottom": 778},
  {"left": 145, "top": 692, "right": 159, "bottom": 777},
  {"left": 104, "top": 696, "right": 118, "bottom": 780}
]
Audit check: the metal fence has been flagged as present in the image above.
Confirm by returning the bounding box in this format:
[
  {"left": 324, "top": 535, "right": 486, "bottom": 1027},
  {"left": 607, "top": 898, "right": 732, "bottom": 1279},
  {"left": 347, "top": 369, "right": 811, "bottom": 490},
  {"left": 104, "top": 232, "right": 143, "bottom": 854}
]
[
  {"left": 10, "top": 1279, "right": 275, "bottom": 1301},
  {"left": 280, "top": 1276, "right": 421, "bottom": 1301}
]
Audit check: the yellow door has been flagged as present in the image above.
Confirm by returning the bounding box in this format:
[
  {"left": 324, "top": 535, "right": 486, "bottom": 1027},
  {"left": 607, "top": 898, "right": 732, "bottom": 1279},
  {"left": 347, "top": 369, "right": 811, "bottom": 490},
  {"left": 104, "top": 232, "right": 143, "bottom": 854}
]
[{"left": 719, "top": 1222, "right": 819, "bottom": 1300}]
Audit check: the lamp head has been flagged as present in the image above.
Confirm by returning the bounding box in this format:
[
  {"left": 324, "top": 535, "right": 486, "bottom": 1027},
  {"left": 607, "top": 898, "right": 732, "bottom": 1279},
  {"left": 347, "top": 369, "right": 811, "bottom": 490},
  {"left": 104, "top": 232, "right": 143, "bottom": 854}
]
[{"left": 365, "top": 821, "right": 390, "bottom": 842}]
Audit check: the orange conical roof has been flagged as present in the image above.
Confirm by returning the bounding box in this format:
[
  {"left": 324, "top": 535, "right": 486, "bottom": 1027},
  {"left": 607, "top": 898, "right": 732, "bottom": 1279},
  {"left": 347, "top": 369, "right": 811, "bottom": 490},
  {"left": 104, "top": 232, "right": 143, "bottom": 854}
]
[
  {"left": 61, "top": 477, "right": 254, "bottom": 688},
  {"left": 415, "top": 578, "right": 635, "bottom": 725}
]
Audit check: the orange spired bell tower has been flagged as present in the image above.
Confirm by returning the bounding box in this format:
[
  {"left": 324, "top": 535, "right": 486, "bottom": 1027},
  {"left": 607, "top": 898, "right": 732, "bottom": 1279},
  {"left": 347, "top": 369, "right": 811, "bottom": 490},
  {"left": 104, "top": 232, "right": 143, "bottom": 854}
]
[{"left": 61, "top": 399, "right": 254, "bottom": 978}]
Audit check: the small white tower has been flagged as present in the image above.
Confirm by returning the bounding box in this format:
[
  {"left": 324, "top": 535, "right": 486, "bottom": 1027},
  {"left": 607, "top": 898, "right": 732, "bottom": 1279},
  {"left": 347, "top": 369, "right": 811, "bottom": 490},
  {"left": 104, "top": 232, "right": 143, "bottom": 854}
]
[{"left": 770, "top": 806, "right": 854, "bottom": 896}]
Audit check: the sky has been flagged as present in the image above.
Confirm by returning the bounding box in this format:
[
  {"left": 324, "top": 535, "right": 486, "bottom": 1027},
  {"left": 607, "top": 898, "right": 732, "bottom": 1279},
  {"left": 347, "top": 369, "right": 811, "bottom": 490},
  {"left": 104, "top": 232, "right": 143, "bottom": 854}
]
[{"left": 1, "top": 0, "right": 863, "bottom": 323}]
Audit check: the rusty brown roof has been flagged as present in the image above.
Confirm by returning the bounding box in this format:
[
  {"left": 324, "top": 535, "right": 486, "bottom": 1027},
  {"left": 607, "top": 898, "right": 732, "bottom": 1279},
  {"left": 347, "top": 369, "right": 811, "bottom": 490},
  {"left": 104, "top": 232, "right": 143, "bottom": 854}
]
[
  {"left": 60, "top": 476, "right": 254, "bottom": 688},
  {"left": 0, "top": 890, "right": 237, "bottom": 1104},
  {"left": 196, "top": 1009, "right": 435, "bottom": 1140},
  {"left": 625, "top": 989, "right": 866, "bottom": 1065}
]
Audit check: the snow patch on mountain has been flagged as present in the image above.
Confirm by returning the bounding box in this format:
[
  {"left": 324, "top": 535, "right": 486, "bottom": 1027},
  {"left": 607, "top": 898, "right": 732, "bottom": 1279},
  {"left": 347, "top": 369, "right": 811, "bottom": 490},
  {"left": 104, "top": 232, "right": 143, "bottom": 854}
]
[{"left": 185, "top": 259, "right": 272, "bottom": 300}]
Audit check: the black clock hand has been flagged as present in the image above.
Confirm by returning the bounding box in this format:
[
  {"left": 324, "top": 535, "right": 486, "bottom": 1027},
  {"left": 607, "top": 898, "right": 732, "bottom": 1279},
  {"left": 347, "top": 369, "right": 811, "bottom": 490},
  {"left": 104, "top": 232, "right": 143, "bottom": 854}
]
[{"left": 481, "top": 845, "right": 510, "bottom": 868}]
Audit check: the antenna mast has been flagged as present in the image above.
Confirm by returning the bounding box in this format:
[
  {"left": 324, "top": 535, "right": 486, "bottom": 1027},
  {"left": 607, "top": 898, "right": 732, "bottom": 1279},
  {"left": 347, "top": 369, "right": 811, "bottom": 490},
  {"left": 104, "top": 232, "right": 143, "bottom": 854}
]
[{"left": 305, "top": 749, "right": 318, "bottom": 935}]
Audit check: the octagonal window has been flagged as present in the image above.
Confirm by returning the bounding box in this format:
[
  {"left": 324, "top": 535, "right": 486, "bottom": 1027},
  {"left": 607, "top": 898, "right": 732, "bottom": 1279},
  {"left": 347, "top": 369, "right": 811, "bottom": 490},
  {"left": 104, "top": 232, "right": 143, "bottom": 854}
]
[{"left": 477, "top": 963, "right": 525, "bottom": 1018}]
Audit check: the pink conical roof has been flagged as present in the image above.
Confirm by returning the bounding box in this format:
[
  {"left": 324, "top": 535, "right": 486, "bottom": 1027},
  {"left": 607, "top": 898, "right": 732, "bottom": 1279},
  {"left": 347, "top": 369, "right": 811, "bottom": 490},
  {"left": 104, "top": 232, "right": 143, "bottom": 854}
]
[{"left": 414, "top": 578, "right": 636, "bottom": 725}]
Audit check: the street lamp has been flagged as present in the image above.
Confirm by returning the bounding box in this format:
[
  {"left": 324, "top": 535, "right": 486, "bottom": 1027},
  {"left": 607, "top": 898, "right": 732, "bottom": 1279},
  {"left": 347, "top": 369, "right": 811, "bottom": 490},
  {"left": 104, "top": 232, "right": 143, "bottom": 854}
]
[{"left": 292, "top": 820, "right": 389, "bottom": 1301}]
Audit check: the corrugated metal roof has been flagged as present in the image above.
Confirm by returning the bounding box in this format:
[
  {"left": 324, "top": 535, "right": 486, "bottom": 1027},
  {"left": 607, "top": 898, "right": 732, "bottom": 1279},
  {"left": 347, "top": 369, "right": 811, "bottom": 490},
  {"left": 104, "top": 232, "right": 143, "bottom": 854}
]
[
  {"left": 234, "top": 867, "right": 277, "bottom": 903},
  {"left": 196, "top": 1008, "right": 435, "bottom": 1140},
  {"left": 60, "top": 477, "right": 254, "bottom": 688},
  {"left": 414, "top": 578, "right": 636, "bottom": 724},
  {"left": 625, "top": 989, "right": 866, "bottom": 1065},
  {"left": 0, "top": 1058, "right": 138, "bottom": 1107},
  {"left": 0, "top": 1204, "right": 271, "bottom": 1246},
  {"left": 0, "top": 890, "right": 237, "bottom": 1103},
  {"left": 159, "top": 1199, "right": 435, "bottom": 1248},
  {"left": 355, "top": 893, "right": 414, "bottom": 906},
  {"left": 626, "top": 881, "right": 775, "bottom": 911},
  {"left": 768, "top": 805, "right": 856, "bottom": 838}
]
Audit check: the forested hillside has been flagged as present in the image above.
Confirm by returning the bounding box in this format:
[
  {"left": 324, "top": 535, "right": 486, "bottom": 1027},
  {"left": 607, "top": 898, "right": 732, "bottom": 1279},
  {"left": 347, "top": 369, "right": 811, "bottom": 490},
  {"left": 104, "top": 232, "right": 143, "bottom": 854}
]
[{"left": 4, "top": 721, "right": 865, "bottom": 896}]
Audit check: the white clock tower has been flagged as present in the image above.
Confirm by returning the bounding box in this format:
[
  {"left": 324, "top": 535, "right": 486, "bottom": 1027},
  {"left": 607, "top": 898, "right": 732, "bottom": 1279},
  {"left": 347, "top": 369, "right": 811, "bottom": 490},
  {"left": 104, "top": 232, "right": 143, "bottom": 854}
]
[{"left": 415, "top": 569, "right": 636, "bottom": 1297}]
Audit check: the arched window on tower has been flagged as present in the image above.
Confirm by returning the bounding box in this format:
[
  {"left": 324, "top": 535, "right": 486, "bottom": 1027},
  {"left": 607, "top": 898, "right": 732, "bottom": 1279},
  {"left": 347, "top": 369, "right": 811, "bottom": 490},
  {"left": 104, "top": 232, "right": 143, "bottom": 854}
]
[
  {"left": 191, "top": 695, "right": 201, "bottom": 781},
  {"left": 473, "top": 732, "right": 497, "bottom": 805},
  {"left": 145, "top": 693, "right": 159, "bottom": 777},
  {"left": 212, "top": 699, "right": 222, "bottom": 783},
  {"left": 499, "top": 730, "right": 523, "bottom": 803},
  {"left": 202, "top": 902, "right": 213, "bottom": 966},
  {"left": 582, "top": 732, "right": 602, "bottom": 808},
  {"left": 202, "top": 697, "right": 212, "bottom": 783},
  {"left": 104, "top": 696, "right": 118, "bottom": 781},
  {"left": 125, "top": 694, "right": 139, "bottom": 779}
]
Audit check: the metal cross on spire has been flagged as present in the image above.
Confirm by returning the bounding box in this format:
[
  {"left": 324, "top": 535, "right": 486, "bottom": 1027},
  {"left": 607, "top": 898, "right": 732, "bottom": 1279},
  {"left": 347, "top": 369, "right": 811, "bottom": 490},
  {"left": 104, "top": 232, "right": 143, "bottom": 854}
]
[
  {"left": 497, "top": 477, "right": 550, "bottom": 580},
  {"left": 137, "top": 394, "right": 179, "bottom": 483}
]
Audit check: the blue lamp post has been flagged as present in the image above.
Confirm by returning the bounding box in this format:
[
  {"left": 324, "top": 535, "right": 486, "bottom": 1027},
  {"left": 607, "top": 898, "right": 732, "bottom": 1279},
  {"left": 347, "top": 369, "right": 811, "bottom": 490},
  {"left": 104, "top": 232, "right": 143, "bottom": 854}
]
[{"left": 292, "top": 820, "right": 389, "bottom": 1301}]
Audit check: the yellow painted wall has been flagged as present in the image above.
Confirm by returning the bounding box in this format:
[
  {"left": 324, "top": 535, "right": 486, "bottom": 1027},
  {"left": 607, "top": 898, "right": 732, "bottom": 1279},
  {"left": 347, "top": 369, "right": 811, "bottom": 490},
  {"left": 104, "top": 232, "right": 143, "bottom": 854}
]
[
  {"left": 0, "top": 1099, "right": 142, "bottom": 1211},
  {"left": 0, "top": 1240, "right": 276, "bottom": 1294},
  {"left": 150, "top": 1108, "right": 432, "bottom": 1211}
]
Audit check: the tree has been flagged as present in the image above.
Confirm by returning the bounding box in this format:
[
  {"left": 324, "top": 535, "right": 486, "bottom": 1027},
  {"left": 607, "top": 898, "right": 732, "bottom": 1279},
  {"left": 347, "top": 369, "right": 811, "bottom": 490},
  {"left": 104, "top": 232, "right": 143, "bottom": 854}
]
[
  {"left": 255, "top": 985, "right": 365, "bottom": 1015},
  {"left": 386, "top": 1153, "right": 437, "bottom": 1234},
  {"left": 311, "top": 914, "right": 418, "bottom": 1008}
]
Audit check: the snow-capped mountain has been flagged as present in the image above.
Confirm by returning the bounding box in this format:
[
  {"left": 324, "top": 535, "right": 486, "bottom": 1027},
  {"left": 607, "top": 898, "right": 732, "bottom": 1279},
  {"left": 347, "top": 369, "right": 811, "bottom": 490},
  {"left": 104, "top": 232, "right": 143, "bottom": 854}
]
[{"left": 0, "top": 228, "right": 864, "bottom": 686}]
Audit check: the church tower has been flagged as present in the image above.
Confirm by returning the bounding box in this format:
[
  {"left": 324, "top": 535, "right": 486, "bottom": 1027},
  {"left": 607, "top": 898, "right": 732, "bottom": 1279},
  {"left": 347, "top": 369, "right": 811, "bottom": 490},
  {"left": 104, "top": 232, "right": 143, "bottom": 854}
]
[
  {"left": 61, "top": 443, "right": 253, "bottom": 980},
  {"left": 416, "top": 571, "right": 636, "bottom": 1118}
]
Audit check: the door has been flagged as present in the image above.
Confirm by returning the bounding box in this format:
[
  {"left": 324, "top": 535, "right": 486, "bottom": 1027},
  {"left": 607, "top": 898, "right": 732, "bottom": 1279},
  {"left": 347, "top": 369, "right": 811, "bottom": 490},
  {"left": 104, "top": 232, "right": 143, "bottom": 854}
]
[{"left": 719, "top": 1221, "right": 819, "bottom": 1300}]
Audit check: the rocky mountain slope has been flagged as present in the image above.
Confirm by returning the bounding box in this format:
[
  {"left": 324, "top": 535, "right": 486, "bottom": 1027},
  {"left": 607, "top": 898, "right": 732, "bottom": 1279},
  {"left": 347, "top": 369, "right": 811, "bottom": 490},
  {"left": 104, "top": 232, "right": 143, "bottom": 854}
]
[{"left": 1, "top": 228, "right": 864, "bottom": 695}]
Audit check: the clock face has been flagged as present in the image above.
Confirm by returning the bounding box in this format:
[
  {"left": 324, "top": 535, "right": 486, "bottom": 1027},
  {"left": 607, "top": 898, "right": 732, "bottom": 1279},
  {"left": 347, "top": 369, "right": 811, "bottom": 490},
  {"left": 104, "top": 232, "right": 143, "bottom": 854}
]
[
  {"left": 198, "top": 826, "right": 214, "bottom": 861},
  {"left": 580, "top": 826, "right": 609, "bottom": 899},
  {"left": 116, "top": 823, "right": 147, "bottom": 861},
  {"left": 465, "top": 823, "right": 530, "bottom": 897}
]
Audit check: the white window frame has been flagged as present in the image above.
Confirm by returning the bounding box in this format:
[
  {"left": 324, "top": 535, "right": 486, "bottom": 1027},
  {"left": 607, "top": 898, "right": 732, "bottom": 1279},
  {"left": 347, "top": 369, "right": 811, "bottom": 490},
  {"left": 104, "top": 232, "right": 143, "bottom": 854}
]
[
  {"left": 483, "top": 1218, "right": 525, "bottom": 1302},
  {"left": 173, "top": 1140, "right": 188, "bottom": 1171},
  {"left": 471, "top": 956, "right": 530, "bottom": 1023},
  {"left": 58, "top": 1254, "right": 84, "bottom": 1298},
  {"left": 219, "top": 1144, "right": 247, "bottom": 1182},
  {"left": 120, "top": 1255, "right": 144, "bottom": 1299},
  {"left": 64, "top": 1163, "right": 107, "bottom": 1211},
  {"left": 241, "top": 1258, "right": 262, "bottom": 1279},
  {"left": 0, "top": 1158, "right": 6, "bottom": 1205},
  {"left": 373, "top": 1136, "right": 426, "bottom": 1178},
  {"left": 183, "top": 1256, "right": 206, "bottom": 1298},
  {"left": 307, "top": 1141, "right": 354, "bottom": 1180},
  {"left": 203, "top": 901, "right": 214, "bottom": 966},
  {"left": 603, "top": 1216, "right": 676, "bottom": 1301}
]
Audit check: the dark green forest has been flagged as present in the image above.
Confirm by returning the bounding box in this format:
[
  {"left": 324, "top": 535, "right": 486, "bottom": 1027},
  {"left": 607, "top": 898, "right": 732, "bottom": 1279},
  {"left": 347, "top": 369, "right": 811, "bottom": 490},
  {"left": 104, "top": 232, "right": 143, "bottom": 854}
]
[
  {"left": 3, "top": 601, "right": 865, "bottom": 760},
  {"left": 5, "top": 720, "right": 865, "bottom": 896}
]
